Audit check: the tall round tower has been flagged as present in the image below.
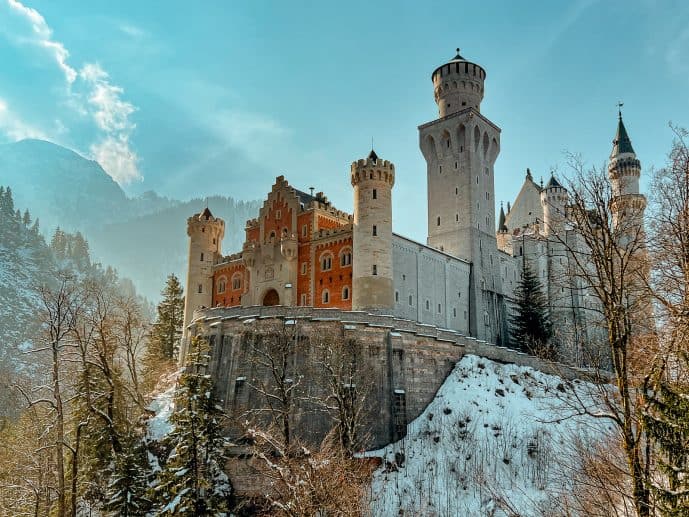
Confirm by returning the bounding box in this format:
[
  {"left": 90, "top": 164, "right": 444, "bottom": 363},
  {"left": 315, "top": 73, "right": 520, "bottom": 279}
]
[
  {"left": 181, "top": 207, "right": 225, "bottom": 345},
  {"left": 432, "top": 48, "right": 486, "bottom": 118},
  {"left": 351, "top": 150, "right": 395, "bottom": 311},
  {"left": 608, "top": 110, "right": 646, "bottom": 232},
  {"left": 540, "top": 174, "right": 568, "bottom": 237}
]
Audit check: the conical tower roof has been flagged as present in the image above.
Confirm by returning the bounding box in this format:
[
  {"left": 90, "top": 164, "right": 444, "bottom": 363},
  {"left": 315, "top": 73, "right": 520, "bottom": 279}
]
[
  {"left": 498, "top": 204, "right": 507, "bottom": 232},
  {"left": 611, "top": 112, "right": 635, "bottom": 158}
]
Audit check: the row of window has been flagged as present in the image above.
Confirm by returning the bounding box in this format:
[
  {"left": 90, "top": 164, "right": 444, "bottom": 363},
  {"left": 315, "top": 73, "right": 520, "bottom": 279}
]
[
  {"left": 316, "top": 249, "right": 352, "bottom": 272},
  {"left": 393, "top": 290, "right": 466, "bottom": 319},
  {"left": 217, "top": 274, "right": 242, "bottom": 294},
  {"left": 320, "top": 286, "right": 350, "bottom": 304}
]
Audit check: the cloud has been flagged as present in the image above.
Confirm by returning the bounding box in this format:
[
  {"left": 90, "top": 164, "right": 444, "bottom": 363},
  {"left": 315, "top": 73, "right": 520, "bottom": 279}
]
[
  {"left": 79, "top": 63, "right": 141, "bottom": 184},
  {"left": 0, "top": 97, "right": 47, "bottom": 140},
  {"left": 2, "top": 0, "right": 142, "bottom": 185},
  {"left": 7, "top": 0, "right": 77, "bottom": 85}
]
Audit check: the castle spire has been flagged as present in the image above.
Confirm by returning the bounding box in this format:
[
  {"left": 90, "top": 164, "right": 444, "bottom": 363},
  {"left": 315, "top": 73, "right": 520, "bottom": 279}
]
[
  {"left": 611, "top": 106, "right": 635, "bottom": 158},
  {"left": 498, "top": 203, "right": 507, "bottom": 232}
]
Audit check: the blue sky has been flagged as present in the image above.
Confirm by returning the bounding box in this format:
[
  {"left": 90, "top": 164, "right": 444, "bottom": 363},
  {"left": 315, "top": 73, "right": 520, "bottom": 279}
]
[{"left": 1, "top": 0, "right": 687, "bottom": 242}]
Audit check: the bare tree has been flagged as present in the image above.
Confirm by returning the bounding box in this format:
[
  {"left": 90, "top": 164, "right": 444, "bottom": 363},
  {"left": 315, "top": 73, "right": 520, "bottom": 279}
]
[{"left": 545, "top": 156, "right": 654, "bottom": 515}]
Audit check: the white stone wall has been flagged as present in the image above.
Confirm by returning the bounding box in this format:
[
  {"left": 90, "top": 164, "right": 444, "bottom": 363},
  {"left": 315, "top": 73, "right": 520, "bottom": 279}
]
[
  {"left": 504, "top": 175, "right": 543, "bottom": 230},
  {"left": 391, "top": 234, "right": 471, "bottom": 332}
]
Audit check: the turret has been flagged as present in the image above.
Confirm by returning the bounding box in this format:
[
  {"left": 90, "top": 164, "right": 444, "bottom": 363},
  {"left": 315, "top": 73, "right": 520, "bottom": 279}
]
[
  {"left": 608, "top": 110, "right": 646, "bottom": 231},
  {"left": 432, "top": 48, "right": 486, "bottom": 118},
  {"left": 181, "top": 207, "right": 225, "bottom": 360},
  {"left": 540, "top": 174, "right": 568, "bottom": 237},
  {"left": 351, "top": 150, "right": 395, "bottom": 311}
]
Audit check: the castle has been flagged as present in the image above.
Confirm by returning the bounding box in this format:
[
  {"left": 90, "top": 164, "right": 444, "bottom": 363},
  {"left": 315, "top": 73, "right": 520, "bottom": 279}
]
[{"left": 180, "top": 49, "right": 645, "bottom": 366}]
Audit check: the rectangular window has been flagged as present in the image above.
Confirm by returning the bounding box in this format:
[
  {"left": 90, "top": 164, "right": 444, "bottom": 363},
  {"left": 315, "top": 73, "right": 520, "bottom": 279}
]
[
  {"left": 393, "top": 390, "right": 407, "bottom": 441},
  {"left": 300, "top": 293, "right": 307, "bottom": 305},
  {"left": 372, "top": 188, "right": 377, "bottom": 200},
  {"left": 372, "top": 225, "right": 377, "bottom": 236},
  {"left": 438, "top": 303, "right": 442, "bottom": 313},
  {"left": 200, "top": 252, "right": 204, "bottom": 262},
  {"left": 301, "top": 262, "right": 307, "bottom": 275},
  {"left": 198, "top": 284, "right": 203, "bottom": 294},
  {"left": 408, "top": 294, "right": 413, "bottom": 306},
  {"left": 395, "top": 291, "right": 399, "bottom": 302},
  {"left": 372, "top": 264, "right": 377, "bottom": 276}
]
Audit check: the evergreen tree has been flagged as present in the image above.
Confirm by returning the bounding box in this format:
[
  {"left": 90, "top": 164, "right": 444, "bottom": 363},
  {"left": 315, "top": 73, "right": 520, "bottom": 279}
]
[
  {"left": 642, "top": 357, "right": 689, "bottom": 515},
  {"left": 151, "top": 337, "right": 231, "bottom": 515},
  {"left": 150, "top": 274, "right": 185, "bottom": 361},
  {"left": 509, "top": 262, "right": 553, "bottom": 357},
  {"left": 103, "top": 435, "right": 153, "bottom": 516}
]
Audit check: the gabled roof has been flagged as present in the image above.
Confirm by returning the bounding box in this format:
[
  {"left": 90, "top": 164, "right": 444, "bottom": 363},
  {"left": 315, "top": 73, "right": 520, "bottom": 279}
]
[{"left": 201, "top": 207, "right": 213, "bottom": 219}]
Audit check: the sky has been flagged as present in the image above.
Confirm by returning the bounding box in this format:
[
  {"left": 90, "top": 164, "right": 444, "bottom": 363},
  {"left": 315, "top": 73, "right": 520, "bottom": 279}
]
[{"left": 0, "top": 0, "right": 687, "bottom": 242}]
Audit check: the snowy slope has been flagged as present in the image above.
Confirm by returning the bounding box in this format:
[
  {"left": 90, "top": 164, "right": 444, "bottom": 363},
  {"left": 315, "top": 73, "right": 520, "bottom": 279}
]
[{"left": 368, "top": 355, "right": 612, "bottom": 516}]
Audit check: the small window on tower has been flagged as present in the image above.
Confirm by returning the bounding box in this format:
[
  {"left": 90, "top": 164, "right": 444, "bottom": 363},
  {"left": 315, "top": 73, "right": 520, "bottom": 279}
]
[
  {"left": 372, "top": 264, "right": 378, "bottom": 276},
  {"left": 302, "top": 224, "right": 308, "bottom": 237},
  {"left": 213, "top": 238, "right": 216, "bottom": 244},
  {"left": 409, "top": 294, "right": 413, "bottom": 306},
  {"left": 425, "top": 300, "right": 430, "bottom": 311},
  {"left": 395, "top": 291, "right": 399, "bottom": 302},
  {"left": 200, "top": 252, "right": 204, "bottom": 262},
  {"left": 372, "top": 225, "right": 377, "bottom": 236},
  {"left": 439, "top": 165, "right": 442, "bottom": 174},
  {"left": 322, "top": 289, "right": 330, "bottom": 304},
  {"left": 198, "top": 284, "right": 203, "bottom": 294},
  {"left": 301, "top": 294, "right": 307, "bottom": 305},
  {"left": 456, "top": 214, "right": 459, "bottom": 222},
  {"left": 455, "top": 187, "right": 458, "bottom": 195},
  {"left": 372, "top": 189, "right": 377, "bottom": 200},
  {"left": 437, "top": 216, "right": 441, "bottom": 226},
  {"left": 342, "top": 286, "right": 350, "bottom": 300}
]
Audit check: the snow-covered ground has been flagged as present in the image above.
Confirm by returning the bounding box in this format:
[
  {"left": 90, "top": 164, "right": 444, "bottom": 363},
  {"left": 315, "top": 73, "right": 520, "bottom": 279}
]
[
  {"left": 368, "top": 355, "right": 613, "bottom": 516},
  {"left": 147, "top": 371, "right": 179, "bottom": 442}
]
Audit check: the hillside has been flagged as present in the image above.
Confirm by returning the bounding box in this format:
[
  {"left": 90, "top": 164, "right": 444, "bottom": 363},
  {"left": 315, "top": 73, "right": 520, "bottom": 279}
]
[
  {"left": 0, "top": 139, "right": 129, "bottom": 231},
  {"left": 368, "top": 355, "right": 611, "bottom": 516},
  {"left": 0, "top": 139, "right": 262, "bottom": 301}
]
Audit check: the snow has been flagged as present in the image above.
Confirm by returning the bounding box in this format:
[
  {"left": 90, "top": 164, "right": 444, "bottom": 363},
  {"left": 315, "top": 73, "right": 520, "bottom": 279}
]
[
  {"left": 147, "top": 382, "right": 177, "bottom": 442},
  {"left": 368, "top": 354, "right": 612, "bottom": 516}
]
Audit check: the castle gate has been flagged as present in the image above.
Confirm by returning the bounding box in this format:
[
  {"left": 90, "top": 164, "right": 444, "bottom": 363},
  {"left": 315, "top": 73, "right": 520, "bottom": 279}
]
[{"left": 262, "top": 289, "right": 279, "bottom": 306}]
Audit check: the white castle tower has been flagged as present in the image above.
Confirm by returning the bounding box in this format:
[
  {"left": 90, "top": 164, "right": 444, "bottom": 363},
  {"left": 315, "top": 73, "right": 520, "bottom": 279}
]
[
  {"left": 181, "top": 207, "right": 225, "bottom": 344},
  {"left": 540, "top": 175, "right": 568, "bottom": 237},
  {"left": 419, "top": 49, "right": 505, "bottom": 342},
  {"left": 351, "top": 150, "right": 395, "bottom": 310},
  {"left": 608, "top": 110, "right": 646, "bottom": 236}
]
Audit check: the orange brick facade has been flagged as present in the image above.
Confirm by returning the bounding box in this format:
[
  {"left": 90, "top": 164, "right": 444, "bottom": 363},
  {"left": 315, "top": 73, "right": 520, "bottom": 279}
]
[{"left": 211, "top": 177, "right": 353, "bottom": 309}]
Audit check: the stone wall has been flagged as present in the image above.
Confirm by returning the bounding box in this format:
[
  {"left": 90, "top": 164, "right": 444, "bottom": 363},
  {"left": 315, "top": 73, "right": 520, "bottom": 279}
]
[{"left": 190, "top": 306, "right": 596, "bottom": 448}]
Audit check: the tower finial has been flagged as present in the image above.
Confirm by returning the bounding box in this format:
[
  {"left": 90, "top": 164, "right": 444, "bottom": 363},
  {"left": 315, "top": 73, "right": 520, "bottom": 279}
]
[{"left": 617, "top": 101, "right": 624, "bottom": 120}]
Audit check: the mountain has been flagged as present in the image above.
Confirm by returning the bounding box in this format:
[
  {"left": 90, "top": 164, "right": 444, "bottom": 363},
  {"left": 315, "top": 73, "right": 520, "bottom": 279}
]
[
  {"left": 89, "top": 196, "right": 261, "bottom": 303},
  {"left": 0, "top": 139, "right": 129, "bottom": 232},
  {"left": 0, "top": 139, "right": 262, "bottom": 300}
]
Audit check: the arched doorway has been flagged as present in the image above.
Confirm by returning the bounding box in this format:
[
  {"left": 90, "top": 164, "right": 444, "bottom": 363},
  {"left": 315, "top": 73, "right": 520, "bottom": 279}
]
[{"left": 262, "top": 289, "right": 279, "bottom": 306}]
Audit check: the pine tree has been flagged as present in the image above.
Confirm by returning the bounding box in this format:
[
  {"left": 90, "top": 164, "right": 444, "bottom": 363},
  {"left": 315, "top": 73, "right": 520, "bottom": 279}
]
[
  {"left": 642, "top": 356, "right": 689, "bottom": 515},
  {"left": 103, "top": 435, "right": 152, "bottom": 517},
  {"left": 509, "top": 262, "right": 553, "bottom": 357},
  {"left": 150, "top": 274, "right": 185, "bottom": 361},
  {"left": 151, "top": 337, "right": 231, "bottom": 515}
]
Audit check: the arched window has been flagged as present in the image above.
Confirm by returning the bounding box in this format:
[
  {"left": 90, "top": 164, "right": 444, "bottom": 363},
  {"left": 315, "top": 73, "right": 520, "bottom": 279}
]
[
  {"left": 321, "top": 253, "right": 333, "bottom": 271},
  {"left": 269, "top": 231, "right": 276, "bottom": 243},
  {"left": 340, "top": 248, "right": 352, "bottom": 267},
  {"left": 342, "top": 286, "right": 350, "bottom": 300},
  {"left": 322, "top": 289, "right": 330, "bottom": 304},
  {"left": 217, "top": 277, "right": 227, "bottom": 294},
  {"left": 232, "top": 273, "right": 242, "bottom": 290}
]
